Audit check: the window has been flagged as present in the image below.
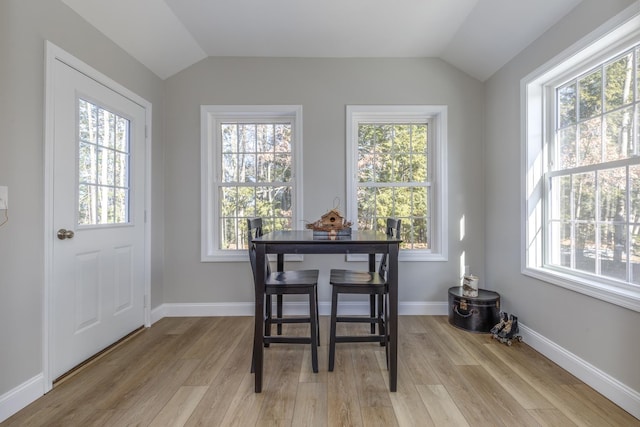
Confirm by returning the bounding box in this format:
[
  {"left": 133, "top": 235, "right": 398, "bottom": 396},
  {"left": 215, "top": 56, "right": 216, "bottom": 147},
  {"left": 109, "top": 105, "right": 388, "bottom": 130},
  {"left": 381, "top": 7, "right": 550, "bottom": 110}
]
[
  {"left": 523, "top": 10, "right": 640, "bottom": 311},
  {"left": 201, "top": 105, "right": 303, "bottom": 261},
  {"left": 78, "top": 98, "right": 130, "bottom": 225},
  {"left": 346, "top": 105, "right": 448, "bottom": 261}
]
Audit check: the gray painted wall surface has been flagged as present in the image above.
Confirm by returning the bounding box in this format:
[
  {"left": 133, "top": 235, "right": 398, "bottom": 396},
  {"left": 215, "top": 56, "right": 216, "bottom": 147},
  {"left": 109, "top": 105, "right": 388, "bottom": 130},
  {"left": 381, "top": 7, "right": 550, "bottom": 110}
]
[
  {"left": 162, "top": 57, "right": 485, "bottom": 305},
  {"left": 484, "top": 0, "right": 640, "bottom": 394},
  {"left": 0, "top": 0, "right": 165, "bottom": 395},
  {"left": 1, "top": 0, "right": 639, "bottom": 413}
]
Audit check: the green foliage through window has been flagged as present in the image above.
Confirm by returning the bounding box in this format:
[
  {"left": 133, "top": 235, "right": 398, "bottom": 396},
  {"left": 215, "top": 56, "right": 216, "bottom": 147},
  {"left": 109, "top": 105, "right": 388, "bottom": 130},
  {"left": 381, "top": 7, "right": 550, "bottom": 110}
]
[
  {"left": 219, "top": 122, "right": 293, "bottom": 250},
  {"left": 356, "top": 123, "right": 430, "bottom": 250},
  {"left": 550, "top": 46, "right": 640, "bottom": 285},
  {"left": 78, "top": 99, "right": 130, "bottom": 225}
]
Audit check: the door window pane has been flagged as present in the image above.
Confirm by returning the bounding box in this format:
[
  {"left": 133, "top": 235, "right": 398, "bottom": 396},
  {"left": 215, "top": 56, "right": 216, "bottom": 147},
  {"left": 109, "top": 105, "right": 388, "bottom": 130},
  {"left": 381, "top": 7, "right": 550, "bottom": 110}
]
[{"left": 78, "top": 99, "right": 130, "bottom": 225}]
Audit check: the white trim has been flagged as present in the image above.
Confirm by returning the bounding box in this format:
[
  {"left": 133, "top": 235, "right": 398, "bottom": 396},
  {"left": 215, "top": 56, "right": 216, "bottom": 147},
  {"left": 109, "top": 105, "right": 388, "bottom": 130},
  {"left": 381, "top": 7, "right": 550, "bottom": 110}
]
[
  {"left": 524, "top": 267, "right": 640, "bottom": 312},
  {"left": 43, "top": 41, "right": 153, "bottom": 392},
  {"left": 150, "top": 304, "right": 167, "bottom": 325},
  {"left": 520, "top": 323, "right": 640, "bottom": 420},
  {"left": 200, "top": 105, "right": 304, "bottom": 262},
  {"left": 521, "top": 4, "right": 640, "bottom": 312},
  {"left": 142, "top": 102, "right": 153, "bottom": 329},
  {"left": 155, "top": 301, "right": 448, "bottom": 317},
  {"left": 345, "top": 105, "right": 448, "bottom": 262},
  {"left": 521, "top": 4, "right": 640, "bottom": 88},
  {"left": 0, "top": 374, "right": 44, "bottom": 423}
]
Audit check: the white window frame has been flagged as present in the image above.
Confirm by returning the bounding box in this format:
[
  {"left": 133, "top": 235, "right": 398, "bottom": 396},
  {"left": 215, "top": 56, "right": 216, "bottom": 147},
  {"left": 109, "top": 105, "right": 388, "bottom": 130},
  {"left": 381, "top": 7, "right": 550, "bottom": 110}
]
[
  {"left": 346, "top": 105, "right": 448, "bottom": 261},
  {"left": 201, "top": 105, "right": 303, "bottom": 262},
  {"left": 522, "top": 6, "right": 640, "bottom": 312}
]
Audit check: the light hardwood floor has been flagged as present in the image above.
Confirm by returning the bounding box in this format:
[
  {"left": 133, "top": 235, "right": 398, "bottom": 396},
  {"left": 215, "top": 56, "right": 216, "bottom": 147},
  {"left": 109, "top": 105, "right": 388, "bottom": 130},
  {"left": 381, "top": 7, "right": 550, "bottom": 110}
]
[{"left": 3, "top": 316, "right": 638, "bottom": 426}]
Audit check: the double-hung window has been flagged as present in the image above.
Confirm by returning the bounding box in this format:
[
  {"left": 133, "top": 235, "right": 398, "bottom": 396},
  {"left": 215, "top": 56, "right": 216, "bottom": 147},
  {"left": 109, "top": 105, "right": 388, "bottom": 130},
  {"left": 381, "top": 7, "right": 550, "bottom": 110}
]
[
  {"left": 201, "top": 105, "right": 303, "bottom": 261},
  {"left": 524, "top": 11, "right": 640, "bottom": 310},
  {"left": 346, "top": 105, "right": 448, "bottom": 261}
]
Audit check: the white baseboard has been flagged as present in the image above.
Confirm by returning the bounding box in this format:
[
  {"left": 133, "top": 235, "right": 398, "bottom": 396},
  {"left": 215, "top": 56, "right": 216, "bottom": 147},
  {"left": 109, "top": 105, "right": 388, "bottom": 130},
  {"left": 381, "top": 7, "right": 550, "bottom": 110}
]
[
  {"left": 154, "top": 301, "right": 449, "bottom": 318},
  {"left": 0, "top": 374, "right": 44, "bottom": 423},
  {"left": 152, "top": 302, "right": 252, "bottom": 320},
  {"left": 520, "top": 323, "right": 640, "bottom": 420}
]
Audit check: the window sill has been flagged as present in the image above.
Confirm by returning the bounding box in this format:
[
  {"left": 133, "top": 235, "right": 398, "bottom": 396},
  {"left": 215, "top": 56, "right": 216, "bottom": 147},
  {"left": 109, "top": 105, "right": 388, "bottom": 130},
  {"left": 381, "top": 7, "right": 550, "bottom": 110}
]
[{"left": 523, "top": 266, "right": 640, "bottom": 313}]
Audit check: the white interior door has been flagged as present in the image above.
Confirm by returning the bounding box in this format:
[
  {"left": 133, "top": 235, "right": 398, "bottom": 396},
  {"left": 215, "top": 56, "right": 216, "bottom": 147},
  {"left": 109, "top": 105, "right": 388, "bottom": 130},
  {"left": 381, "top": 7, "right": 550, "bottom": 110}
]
[{"left": 50, "top": 57, "right": 146, "bottom": 380}]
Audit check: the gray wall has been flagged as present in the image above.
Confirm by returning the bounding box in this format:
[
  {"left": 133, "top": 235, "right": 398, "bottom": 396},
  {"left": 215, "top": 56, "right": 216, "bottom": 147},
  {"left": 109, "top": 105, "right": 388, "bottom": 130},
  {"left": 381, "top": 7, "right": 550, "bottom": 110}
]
[
  {"left": 485, "top": 0, "right": 640, "bottom": 394},
  {"left": 0, "top": 0, "right": 165, "bottom": 395},
  {"left": 162, "top": 57, "right": 486, "bottom": 305},
  {"left": 2, "top": 0, "right": 639, "bottom": 416}
]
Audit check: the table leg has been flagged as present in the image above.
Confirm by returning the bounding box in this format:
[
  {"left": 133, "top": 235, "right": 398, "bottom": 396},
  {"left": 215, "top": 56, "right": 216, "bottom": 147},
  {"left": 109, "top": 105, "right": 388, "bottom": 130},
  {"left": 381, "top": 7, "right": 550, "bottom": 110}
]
[
  {"left": 369, "top": 253, "right": 376, "bottom": 334},
  {"left": 277, "top": 254, "right": 284, "bottom": 335},
  {"left": 254, "top": 243, "right": 266, "bottom": 393},
  {"left": 388, "top": 243, "right": 399, "bottom": 392}
]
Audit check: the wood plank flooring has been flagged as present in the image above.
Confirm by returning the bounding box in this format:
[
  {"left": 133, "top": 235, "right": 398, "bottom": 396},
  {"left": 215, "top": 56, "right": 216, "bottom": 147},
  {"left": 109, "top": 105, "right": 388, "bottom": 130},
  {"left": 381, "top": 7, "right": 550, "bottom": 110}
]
[{"left": 3, "top": 316, "right": 638, "bottom": 426}]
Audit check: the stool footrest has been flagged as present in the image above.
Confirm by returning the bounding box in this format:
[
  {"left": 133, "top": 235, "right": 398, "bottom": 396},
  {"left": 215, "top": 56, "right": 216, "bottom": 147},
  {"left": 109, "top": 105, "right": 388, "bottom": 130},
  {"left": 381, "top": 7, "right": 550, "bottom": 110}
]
[
  {"left": 336, "top": 316, "right": 382, "bottom": 324},
  {"left": 335, "top": 335, "right": 385, "bottom": 343},
  {"left": 268, "top": 317, "right": 311, "bottom": 324},
  {"left": 264, "top": 336, "right": 312, "bottom": 344}
]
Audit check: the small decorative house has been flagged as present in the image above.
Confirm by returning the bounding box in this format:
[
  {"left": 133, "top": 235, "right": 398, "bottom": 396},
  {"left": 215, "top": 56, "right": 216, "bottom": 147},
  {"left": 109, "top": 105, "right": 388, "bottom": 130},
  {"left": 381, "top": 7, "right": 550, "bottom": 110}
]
[
  {"left": 320, "top": 209, "right": 344, "bottom": 229},
  {"left": 306, "top": 207, "right": 352, "bottom": 234}
]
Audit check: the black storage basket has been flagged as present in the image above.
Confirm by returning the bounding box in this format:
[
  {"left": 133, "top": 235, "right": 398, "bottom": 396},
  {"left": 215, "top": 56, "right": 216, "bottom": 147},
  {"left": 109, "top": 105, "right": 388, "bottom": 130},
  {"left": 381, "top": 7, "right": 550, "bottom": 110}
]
[{"left": 448, "top": 287, "right": 500, "bottom": 333}]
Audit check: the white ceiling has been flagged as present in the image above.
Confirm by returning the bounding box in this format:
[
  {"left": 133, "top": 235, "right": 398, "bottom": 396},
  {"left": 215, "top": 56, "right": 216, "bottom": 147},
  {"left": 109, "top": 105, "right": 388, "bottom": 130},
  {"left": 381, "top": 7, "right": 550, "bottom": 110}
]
[{"left": 62, "top": 0, "right": 583, "bottom": 81}]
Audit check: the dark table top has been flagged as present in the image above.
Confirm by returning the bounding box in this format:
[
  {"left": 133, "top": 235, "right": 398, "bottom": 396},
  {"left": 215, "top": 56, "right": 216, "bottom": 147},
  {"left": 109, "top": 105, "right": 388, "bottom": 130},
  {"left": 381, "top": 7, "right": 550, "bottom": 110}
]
[{"left": 252, "top": 230, "right": 402, "bottom": 244}]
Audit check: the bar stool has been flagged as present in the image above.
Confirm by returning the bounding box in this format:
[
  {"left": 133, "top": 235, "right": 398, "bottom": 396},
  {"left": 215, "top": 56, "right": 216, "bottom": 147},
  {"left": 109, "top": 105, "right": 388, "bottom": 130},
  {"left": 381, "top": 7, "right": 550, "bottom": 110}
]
[
  {"left": 248, "top": 218, "right": 319, "bottom": 373},
  {"left": 328, "top": 218, "right": 401, "bottom": 371}
]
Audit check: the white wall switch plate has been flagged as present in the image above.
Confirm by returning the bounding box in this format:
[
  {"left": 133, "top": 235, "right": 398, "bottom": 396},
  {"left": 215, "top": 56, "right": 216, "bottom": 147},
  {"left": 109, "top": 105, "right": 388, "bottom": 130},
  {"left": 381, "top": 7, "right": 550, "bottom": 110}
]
[{"left": 0, "top": 186, "right": 8, "bottom": 209}]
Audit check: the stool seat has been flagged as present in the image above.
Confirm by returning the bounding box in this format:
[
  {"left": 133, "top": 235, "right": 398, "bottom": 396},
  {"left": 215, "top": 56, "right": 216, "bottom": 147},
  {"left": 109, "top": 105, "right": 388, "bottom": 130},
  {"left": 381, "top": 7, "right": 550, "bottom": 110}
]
[
  {"left": 329, "top": 270, "right": 387, "bottom": 288},
  {"left": 267, "top": 270, "right": 319, "bottom": 287}
]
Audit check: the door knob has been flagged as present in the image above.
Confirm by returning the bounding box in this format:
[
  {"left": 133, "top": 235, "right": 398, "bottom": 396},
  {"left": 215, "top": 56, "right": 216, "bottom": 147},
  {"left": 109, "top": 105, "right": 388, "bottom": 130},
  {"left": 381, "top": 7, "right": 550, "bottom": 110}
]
[{"left": 57, "top": 229, "right": 75, "bottom": 240}]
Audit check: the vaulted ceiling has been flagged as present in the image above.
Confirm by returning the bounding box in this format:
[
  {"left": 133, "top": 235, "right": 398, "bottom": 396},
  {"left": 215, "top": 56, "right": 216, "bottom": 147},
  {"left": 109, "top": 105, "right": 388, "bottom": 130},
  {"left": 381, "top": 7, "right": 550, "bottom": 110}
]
[{"left": 62, "top": 0, "right": 583, "bottom": 81}]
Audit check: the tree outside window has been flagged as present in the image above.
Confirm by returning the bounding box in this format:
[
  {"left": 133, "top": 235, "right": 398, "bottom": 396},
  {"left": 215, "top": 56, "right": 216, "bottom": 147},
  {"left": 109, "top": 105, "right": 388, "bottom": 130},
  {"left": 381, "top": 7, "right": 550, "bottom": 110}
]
[
  {"left": 201, "top": 105, "right": 303, "bottom": 261},
  {"left": 347, "top": 105, "right": 448, "bottom": 261},
  {"left": 524, "top": 18, "right": 640, "bottom": 311},
  {"left": 548, "top": 49, "right": 640, "bottom": 285},
  {"left": 355, "top": 123, "right": 429, "bottom": 250}
]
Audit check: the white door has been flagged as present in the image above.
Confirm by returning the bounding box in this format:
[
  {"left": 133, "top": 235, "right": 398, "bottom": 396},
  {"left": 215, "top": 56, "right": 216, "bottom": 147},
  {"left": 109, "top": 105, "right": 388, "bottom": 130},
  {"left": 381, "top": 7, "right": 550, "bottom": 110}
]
[{"left": 50, "top": 58, "right": 146, "bottom": 380}]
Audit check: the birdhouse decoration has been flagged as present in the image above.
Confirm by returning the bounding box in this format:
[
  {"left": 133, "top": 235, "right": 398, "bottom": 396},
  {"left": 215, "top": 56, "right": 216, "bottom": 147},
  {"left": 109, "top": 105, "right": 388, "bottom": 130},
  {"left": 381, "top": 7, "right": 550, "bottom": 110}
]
[
  {"left": 320, "top": 209, "right": 344, "bottom": 229},
  {"left": 306, "top": 207, "right": 352, "bottom": 237}
]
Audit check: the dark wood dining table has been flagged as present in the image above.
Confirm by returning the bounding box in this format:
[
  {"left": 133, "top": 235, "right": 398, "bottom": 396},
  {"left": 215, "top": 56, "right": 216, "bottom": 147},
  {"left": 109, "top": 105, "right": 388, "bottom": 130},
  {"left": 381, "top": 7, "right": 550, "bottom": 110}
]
[{"left": 251, "top": 229, "right": 401, "bottom": 393}]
